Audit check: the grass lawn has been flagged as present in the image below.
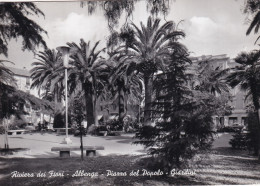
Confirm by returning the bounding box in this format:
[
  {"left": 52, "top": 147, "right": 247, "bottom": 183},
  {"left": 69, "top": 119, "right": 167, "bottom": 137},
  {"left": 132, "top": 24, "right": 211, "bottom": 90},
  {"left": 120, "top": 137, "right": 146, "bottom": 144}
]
[{"left": 0, "top": 147, "right": 259, "bottom": 185}]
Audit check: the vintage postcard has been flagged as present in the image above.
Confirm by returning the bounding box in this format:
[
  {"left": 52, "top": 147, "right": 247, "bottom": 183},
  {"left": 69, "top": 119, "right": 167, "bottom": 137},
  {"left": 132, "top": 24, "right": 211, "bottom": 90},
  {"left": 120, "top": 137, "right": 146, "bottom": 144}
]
[{"left": 0, "top": 0, "right": 260, "bottom": 185}]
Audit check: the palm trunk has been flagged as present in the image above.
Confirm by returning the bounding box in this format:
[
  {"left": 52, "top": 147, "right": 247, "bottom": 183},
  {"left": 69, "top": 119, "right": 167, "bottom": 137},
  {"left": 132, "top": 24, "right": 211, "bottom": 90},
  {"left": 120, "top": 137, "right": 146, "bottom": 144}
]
[
  {"left": 54, "top": 87, "right": 58, "bottom": 112},
  {"left": 92, "top": 75, "right": 98, "bottom": 126},
  {"left": 251, "top": 84, "right": 260, "bottom": 161},
  {"left": 257, "top": 109, "right": 260, "bottom": 160},
  {"left": 118, "top": 81, "right": 127, "bottom": 123},
  {"left": 85, "top": 85, "right": 95, "bottom": 127},
  {"left": 0, "top": 90, "right": 3, "bottom": 124},
  {"left": 92, "top": 92, "right": 98, "bottom": 126},
  {"left": 80, "top": 122, "right": 84, "bottom": 161},
  {"left": 144, "top": 73, "right": 153, "bottom": 126}
]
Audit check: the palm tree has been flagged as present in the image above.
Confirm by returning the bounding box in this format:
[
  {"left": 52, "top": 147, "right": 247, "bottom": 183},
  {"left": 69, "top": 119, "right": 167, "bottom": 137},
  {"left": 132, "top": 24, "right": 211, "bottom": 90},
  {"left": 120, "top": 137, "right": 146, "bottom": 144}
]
[
  {"left": 226, "top": 50, "right": 260, "bottom": 160},
  {"left": 67, "top": 39, "right": 107, "bottom": 126},
  {"left": 114, "top": 17, "right": 187, "bottom": 125},
  {"left": 194, "top": 59, "right": 229, "bottom": 95},
  {"left": 0, "top": 3, "right": 47, "bottom": 56},
  {"left": 30, "top": 49, "right": 63, "bottom": 107},
  {"left": 109, "top": 54, "right": 143, "bottom": 123}
]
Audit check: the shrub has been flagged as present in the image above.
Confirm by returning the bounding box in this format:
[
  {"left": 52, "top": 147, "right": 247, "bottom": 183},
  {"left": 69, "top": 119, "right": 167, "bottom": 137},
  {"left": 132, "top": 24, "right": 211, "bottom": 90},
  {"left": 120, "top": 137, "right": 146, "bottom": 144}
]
[
  {"left": 0, "top": 126, "right": 5, "bottom": 134},
  {"left": 122, "top": 115, "right": 140, "bottom": 132},
  {"left": 87, "top": 124, "right": 98, "bottom": 135},
  {"left": 104, "top": 119, "right": 122, "bottom": 131},
  {"left": 135, "top": 108, "right": 214, "bottom": 173},
  {"left": 53, "top": 112, "right": 72, "bottom": 128},
  {"left": 229, "top": 131, "right": 248, "bottom": 150}
]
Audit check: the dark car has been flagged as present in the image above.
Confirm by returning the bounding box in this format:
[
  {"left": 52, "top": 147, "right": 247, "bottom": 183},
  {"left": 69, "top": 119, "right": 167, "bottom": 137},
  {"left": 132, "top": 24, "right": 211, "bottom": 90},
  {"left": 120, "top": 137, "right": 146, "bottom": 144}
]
[
  {"left": 218, "top": 123, "right": 244, "bottom": 132},
  {"left": 229, "top": 123, "right": 244, "bottom": 132},
  {"left": 21, "top": 123, "right": 36, "bottom": 131}
]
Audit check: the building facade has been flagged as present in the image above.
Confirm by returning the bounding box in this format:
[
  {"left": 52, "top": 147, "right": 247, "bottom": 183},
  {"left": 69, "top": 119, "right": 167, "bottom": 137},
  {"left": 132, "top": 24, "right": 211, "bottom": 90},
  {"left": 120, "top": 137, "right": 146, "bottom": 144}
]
[
  {"left": 191, "top": 54, "right": 248, "bottom": 128},
  {"left": 8, "top": 67, "right": 45, "bottom": 125}
]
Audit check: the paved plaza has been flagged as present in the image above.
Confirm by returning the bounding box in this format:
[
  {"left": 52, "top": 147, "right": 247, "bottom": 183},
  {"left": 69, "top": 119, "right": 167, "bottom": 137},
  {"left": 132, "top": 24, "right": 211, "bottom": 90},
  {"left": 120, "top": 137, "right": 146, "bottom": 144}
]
[
  {"left": 0, "top": 132, "right": 146, "bottom": 158},
  {"left": 0, "top": 132, "right": 233, "bottom": 158}
]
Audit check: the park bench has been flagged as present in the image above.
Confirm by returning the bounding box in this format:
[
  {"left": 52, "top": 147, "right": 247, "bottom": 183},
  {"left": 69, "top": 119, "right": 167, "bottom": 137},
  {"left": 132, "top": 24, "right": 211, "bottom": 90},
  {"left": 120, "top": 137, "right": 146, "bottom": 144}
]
[
  {"left": 51, "top": 146, "right": 104, "bottom": 158},
  {"left": 53, "top": 128, "right": 72, "bottom": 135},
  {"left": 7, "top": 129, "right": 27, "bottom": 135}
]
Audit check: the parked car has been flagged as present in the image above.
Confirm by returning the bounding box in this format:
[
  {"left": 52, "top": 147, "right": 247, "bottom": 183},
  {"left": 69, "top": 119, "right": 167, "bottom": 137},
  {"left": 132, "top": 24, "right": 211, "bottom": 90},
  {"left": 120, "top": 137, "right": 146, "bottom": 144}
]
[
  {"left": 218, "top": 123, "right": 244, "bottom": 132},
  {"left": 21, "top": 123, "right": 36, "bottom": 131},
  {"left": 229, "top": 123, "right": 244, "bottom": 132}
]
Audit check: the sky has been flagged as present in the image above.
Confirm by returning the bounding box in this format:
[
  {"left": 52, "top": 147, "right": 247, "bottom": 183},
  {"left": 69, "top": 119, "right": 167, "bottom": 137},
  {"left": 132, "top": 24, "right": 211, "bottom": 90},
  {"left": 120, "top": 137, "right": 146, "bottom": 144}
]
[{"left": 2, "top": 0, "right": 259, "bottom": 70}]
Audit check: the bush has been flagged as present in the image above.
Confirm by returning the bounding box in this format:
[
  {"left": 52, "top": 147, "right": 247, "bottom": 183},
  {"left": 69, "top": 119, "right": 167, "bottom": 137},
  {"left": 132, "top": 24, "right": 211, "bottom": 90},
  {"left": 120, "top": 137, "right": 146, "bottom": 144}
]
[
  {"left": 87, "top": 124, "right": 98, "bottom": 135},
  {"left": 229, "top": 131, "right": 248, "bottom": 150},
  {"left": 8, "top": 124, "right": 19, "bottom": 130},
  {"left": 122, "top": 115, "right": 140, "bottom": 133},
  {"left": 104, "top": 119, "right": 122, "bottom": 131},
  {"left": 53, "top": 112, "right": 72, "bottom": 128},
  {"left": 0, "top": 126, "right": 5, "bottom": 134}
]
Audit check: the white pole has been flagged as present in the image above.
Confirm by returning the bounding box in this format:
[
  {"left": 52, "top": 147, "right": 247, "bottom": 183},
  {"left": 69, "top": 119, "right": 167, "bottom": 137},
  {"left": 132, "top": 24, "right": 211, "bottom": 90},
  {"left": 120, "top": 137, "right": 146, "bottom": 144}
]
[
  {"left": 65, "top": 67, "right": 68, "bottom": 139},
  {"left": 56, "top": 46, "right": 74, "bottom": 144}
]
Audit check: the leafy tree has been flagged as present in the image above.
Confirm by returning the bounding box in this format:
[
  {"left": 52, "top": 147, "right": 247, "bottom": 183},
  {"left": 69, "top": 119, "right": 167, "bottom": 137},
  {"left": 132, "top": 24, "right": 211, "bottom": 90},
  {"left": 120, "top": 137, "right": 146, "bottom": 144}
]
[
  {"left": 135, "top": 51, "right": 215, "bottom": 171},
  {"left": 82, "top": 0, "right": 172, "bottom": 30},
  {"left": 0, "top": 60, "right": 15, "bottom": 120},
  {"left": 113, "top": 17, "right": 187, "bottom": 125},
  {"left": 0, "top": 2, "right": 47, "bottom": 56},
  {"left": 226, "top": 50, "right": 260, "bottom": 160},
  {"left": 1, "top": 60, "right": 53, "bottom": 120},
  {"left": 71, "top": 95, "right": 85, "bottom": 160},
  {"left": 67, "top": 39, "right": 107, "bottom": 126}
]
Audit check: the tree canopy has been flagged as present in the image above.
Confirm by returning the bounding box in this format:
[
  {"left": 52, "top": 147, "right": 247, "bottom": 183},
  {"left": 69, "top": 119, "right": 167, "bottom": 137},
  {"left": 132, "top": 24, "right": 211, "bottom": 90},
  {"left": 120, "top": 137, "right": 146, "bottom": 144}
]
[
  {"left": 82, "top": 0, "right": 172, "bottom": 30},
  {"left": 0, "top": 2, "right": 47, "bottom": 56}
]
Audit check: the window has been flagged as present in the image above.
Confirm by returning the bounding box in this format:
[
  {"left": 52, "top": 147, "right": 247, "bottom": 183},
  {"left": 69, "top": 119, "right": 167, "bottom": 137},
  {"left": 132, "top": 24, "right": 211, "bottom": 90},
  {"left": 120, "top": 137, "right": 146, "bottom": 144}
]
[
  {"left": 228, "top": 117, "right": 237, "bottom": 125},
  {"left": 242, "top": 117, "right": 248, "bottom": 126}
]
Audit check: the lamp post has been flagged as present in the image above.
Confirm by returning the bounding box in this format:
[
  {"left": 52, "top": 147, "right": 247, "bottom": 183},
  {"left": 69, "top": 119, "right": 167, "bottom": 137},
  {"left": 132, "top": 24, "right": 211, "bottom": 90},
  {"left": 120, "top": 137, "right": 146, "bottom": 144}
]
[{"left": 56, "top": 46, "right": 74, "bottom": 144}]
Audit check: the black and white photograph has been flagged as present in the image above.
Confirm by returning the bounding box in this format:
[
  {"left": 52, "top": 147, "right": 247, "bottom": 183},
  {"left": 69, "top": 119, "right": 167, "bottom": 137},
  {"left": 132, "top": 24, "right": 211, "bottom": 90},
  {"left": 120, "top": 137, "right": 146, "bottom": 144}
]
[{"left": 0, "top": 0, "right": 260, "bottom": 185}]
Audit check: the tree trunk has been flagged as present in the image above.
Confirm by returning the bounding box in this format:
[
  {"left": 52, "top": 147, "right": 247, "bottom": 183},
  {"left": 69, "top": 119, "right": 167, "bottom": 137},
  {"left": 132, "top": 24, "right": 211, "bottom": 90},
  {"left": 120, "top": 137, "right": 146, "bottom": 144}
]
[
  {"left": 251, "top": 84, "right": 260, "bottom": 161},
  {"left": 257, "top": 109, "right": 260, "bottom": 161},
  {"left": 92, "top": 91, "right": 98, "bottom": 126},
  {"left": 144, "top": 73, "right": 153, "bottom": 126},
  {"left": 54, "top": 87, "right": 58, "bottom": 112},
  {"left": 85, "top": 85, "right": 95, "bottom": 127},
  {"left": 118, "top": 81, "right": 127, "bottom": 123},
  {"left": 80, "top": 122, "right": 84, "bottom": 161},
  {"left": 0, "top": 91, "right": 3, "bottom": 124}
]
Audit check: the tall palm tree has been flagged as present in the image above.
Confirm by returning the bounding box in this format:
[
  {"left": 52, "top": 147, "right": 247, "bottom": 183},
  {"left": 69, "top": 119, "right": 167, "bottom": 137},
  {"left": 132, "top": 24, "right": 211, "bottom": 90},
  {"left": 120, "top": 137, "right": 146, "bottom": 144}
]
[
  {"left": 67, "top": 39, "right": 107, "bottom": 126},
  {"left": 30, "top": 49, "right": 63, "bottom": 106},
  {"left": 109, "top": 55, "right": 143, "bottom": 123},
  {"left": 226, "top": 50, "right": 260, "bottom": 160},
  {"left": 114, "top": 17, "right": 187, "bottom": 125}
]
